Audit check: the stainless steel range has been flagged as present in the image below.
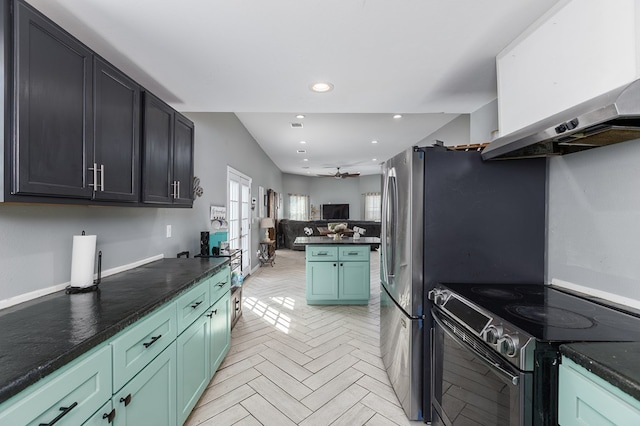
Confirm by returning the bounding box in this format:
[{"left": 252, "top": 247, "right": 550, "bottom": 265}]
[{"left": 429, "top": 282, "right": 640, "bottom": 425}]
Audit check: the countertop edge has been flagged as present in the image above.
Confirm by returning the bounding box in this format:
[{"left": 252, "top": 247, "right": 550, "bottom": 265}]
[
  {"left": 560, "top": 343, "right": 640, "bottom": 402},
  {"left": 0, "top": 258, "right": 230, "bottom": 405}
]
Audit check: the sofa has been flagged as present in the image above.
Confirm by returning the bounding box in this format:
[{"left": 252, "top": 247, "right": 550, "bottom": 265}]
[{"left": 278, "top": 219, "right": 381, "bottom": 250}]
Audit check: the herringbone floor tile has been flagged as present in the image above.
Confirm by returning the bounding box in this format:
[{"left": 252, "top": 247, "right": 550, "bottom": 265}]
[{"left": 185, "top": 249, "right": 423, "bottom": 426}]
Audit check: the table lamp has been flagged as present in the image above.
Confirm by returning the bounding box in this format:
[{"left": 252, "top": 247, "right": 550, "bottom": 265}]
[{"left": 260, "top": 217, "right": 275, "bottom": 241}]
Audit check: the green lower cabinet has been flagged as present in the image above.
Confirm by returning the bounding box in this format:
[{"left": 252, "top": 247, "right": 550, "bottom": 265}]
[
  {"left": 559, "top": 357, "right": 640, "bottom": 425},
  {"left": 112, "top": 342, "right": 177, "bottom": 426},
  {"left": 0, "top": 345, "right": 112, "bottom": 426},
  {"left": 177, "top": 313, "right": 210, "bottom": 425},
  {"left": 209, "top": 291, "right": 231, "bottom": 374},
  {"left": 305, "top": 245, "right": 370, "bottom": 305},
  {"left": 83, "top": 400, "right": 114, "bottom": 425},
  {"left": 306, "top": 260, "right": 339, "bottom": 302}
]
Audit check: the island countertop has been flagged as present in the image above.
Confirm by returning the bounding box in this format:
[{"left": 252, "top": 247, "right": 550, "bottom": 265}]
[
  {"left": 294, "top": 236, "right": 381, "bottom": 245},
  {"left": 0, "top": 257, "right": 229, "bottom": 405}
]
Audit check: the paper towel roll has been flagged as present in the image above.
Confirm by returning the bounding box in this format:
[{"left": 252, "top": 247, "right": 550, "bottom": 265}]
[{"left": 70, "top": 234, "right": 97, "bottom": 288}]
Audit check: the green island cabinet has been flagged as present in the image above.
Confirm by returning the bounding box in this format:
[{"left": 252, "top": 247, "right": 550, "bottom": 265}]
[
  {"left": 305, "top": 245, "right": 370, "bottom": 305},
  {"left": 0, "top": 266, "right": 231, "bottom": 426},
  {"left": 559, "top": 357, "right": 640, "bottom": 425}
]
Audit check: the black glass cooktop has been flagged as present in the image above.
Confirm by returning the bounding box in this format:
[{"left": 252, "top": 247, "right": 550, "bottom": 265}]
[{"left": 439, "top": 283, "right": 640, "bottom": 342}]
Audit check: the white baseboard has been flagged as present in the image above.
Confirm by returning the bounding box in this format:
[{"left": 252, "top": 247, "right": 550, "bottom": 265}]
[
  {"left": 550, "top": 278, "right": 640, "bottom": 311},
  {"left": 0, "top": 254, "right": 164, "bottom": 311}
]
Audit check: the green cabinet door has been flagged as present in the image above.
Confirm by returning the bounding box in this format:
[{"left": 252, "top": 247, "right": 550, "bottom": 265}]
[
  {"left": 83, "top": 400, "right": 114, "bottom": 425},
  {"left": 338, "top": 261, "right": 370, "bottom": 301},
  {"left": 113, "top": 342, "right": 177, "bottom": 426},
  {"left": 306, "top": 261, "right": 339, "bottom": 302},
  {"left": 176, "top": 314, "right": 209, "bottom": 425},
  {"left": 209, "top": 292, "right": 231, "bottom": 375}
]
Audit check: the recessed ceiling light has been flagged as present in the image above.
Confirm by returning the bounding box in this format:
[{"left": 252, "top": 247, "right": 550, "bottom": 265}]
[
  {"left": 371, "top": 140, "right": 378, "bottom": 144},
  {"left": 310, "top": 82, "right": 334, "bottom": 93},
  {"left": 372, "top": 158, "right": 377, "bottom": 161},
  {"left": 297, "top": 149, "right": 306, "bottom": 153},
  {"left": 296, "top": 114, "right": 305, "bottom": 119},
  {"left": 393, "top": 114, "right": 402, "bottom": 119},
  {"left": 300, "top": 140, "right": 307, "bottom": 144},
  {"left": 303, "top": 158, "right": 309, "bottom": 162}
]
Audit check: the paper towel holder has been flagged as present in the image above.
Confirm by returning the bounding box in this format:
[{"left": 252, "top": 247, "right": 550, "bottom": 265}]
[{"left": 66, "top": 250, "right": 102, "bottom": 295}]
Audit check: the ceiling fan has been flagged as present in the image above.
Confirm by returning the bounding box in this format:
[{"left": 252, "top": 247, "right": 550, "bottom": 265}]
[{"left": 317, "top": 167, "right": 361, "bottom": 179}]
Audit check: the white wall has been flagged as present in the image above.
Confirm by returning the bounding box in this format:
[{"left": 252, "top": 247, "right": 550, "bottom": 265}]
[
  {"left": 0, "top": 112, "right": 282, "bottom": 306},
  {"left": 470, "top": 100, "right": 498, "bottom": 144},
  {"left": 282, "top": 173, "right": 381, "bottom": 220},
  {"left": 548, "top": 139, "right": 640, "bottom": 307},
  {"left": 417, "top": 114, "right": 469, "bottom": 147}
]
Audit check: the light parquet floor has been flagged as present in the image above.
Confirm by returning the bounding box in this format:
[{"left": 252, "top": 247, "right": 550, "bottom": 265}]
[{"left": 185, "top": 249, "right": 424, "bottom": 426}]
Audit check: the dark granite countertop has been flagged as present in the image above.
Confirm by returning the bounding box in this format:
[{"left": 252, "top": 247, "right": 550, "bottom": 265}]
[
  {"left": 294, "top": 236, "right": 381, "bottom": 245},
  {"left": 0, "top": 257, "right": 228, "bottom": 405},
  {"left": 561, "top": 342, "right": 640, "bottom": 401}
]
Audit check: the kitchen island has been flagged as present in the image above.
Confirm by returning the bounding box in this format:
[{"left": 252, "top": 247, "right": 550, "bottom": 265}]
[{"left": 294, "top": 236, "right": 380, "bottom": 305}]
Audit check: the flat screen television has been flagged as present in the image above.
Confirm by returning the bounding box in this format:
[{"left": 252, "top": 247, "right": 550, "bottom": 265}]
[{"left": 322, "top": 203, "right": 349, "bottom": 220}]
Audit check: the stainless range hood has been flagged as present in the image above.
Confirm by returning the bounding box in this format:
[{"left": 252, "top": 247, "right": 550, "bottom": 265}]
[{"left": 482, "top": 79, "right": 640, "bottom": 160}]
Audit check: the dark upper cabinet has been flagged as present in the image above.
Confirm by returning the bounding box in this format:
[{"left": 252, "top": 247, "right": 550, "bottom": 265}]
[
  {"left": 13, "top": 1, "right": 94, "bottom": 197},
  {"left": 142, "top": 92, "right": 193, "bottom": 206},
  {"left": 173, "top": 113, "right": 194, "bottom": 205},
  {"left": 93, "top": 58, "right": 140, "bottom": 202}
]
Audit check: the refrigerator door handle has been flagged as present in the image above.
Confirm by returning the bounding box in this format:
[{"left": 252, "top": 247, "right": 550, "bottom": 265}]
[{"left": 382, "top": 167, "right": 397, "bottom": 282}]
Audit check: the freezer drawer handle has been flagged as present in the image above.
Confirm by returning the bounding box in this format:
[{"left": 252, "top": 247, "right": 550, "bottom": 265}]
[{"left": 38, "top": 402, "right": 78, "bottom": 426}]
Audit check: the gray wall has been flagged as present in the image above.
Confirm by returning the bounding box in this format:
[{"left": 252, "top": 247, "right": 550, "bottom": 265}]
[
  {"left": 0, "top": 112, "right": 282, "bottom": 304},
  {"left": 417, "top": 114, "right": 469, "bottom": 147},
  {"left": 548, "top": 140, "right": 640, "bottom": 303},
  {"left": 282, "top": 173, "right": 381, "bottom": 220}
]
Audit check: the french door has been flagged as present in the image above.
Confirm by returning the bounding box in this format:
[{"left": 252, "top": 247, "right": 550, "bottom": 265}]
[{"left": 227, "top": 167, "right": 251, "bottom": 274}]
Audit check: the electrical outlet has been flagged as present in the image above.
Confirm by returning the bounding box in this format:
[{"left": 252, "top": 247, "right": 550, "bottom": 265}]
[{"left": 166, "top": 225, "right": 172, "bottom": 238}]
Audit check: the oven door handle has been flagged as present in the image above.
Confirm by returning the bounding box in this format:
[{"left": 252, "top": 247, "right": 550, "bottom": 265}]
[{"left": 434, "top": 314, "right": 520, "bottom": 386}]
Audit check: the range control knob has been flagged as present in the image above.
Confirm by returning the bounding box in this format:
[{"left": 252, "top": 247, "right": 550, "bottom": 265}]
[
  {"left": 484, "top": 325, "right": 503, "bottom": 344},
  {"left": 498, "top": 335, "right": 520, "bottom": 358},
  {"left": 428, "top": 289, "right": 448, "bottom": 306}
]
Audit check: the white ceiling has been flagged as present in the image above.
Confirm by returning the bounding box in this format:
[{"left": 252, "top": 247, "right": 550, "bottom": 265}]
[{"left": 27, "top": 0, "right": 559, "bottom": 176}]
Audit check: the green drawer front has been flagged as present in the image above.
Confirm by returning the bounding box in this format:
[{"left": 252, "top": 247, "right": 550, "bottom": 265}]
[
  {"left": 176, "top": 279, "right": 210, "bottom": 334},
  {"left": 306, "top": 245, "right": 338, "bottom": 261},
  {"left": 210, "top": 266, "right": 230, "bottom": 305},
  {"left": 0, "top": 345, "right": 112, "bottom": 426},
  {"left": 338, "top": 245, "right": 369, "bottom": 261},
  {"left": 111, "top": 302, "right": 177, "bottom": 392}
]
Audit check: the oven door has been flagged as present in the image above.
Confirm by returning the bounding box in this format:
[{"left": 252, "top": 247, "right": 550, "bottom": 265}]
[{"left": 431, "top": 312, "right": 532, "bottom": 426}]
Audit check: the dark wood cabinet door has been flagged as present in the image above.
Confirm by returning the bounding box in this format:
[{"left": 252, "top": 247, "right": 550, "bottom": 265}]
[
  {"left": 142, "top": 92, "right": 174, "bottom": 204},
  {"left": 173, "top": 113, "right": 194, "bottom": 205},
  {"left": 14, "top": 1, "right": 93, "bottom": 197},
  {"left": 93, "top": 58, "right": 140, "bottom": 202}
]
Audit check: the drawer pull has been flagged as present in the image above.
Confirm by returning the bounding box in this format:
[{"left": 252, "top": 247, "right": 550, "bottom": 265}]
[
  {"left": 340, "top": 263, "right": 344, "bottom": 266},
  {"left": 235, "top": 300, "right": 240, "bottom": 311},
  {"left": 142, "top": 334, "right": 162, "bottom": 348},
  {"left": 191, "top": 301, "right": 203, "bottom": 309},
  {"left": 38, "top": 401, "right": 78, "bottom": 426},
  {"left": 217, "top": 281, "right": 226, "bottom": 288},
  {"left": 316, "top": 252, "right": 328, "bottom": 256},
  {"left": 102, "top": 408, "right": 116, "bottom": 423},
  {"left": 119, "top": 393, "right": 132, "bottom": 406},
  {"left": 207, "top": 309, "right": 218, "bottom": 318},
  {"left": 347, "top": 251, "right": 359, "bottom": 255}
]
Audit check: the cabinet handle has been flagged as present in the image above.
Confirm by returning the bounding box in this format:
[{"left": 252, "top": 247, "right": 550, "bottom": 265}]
[
  {"left": 171, "top": 181, "right": 177, "bottom": 198},
  {"left": 217, "top": 281, "right": 226, "bottom": 288},
  {"left": 340, "top": 263, "right": 344, "bottom": 266},
  {"left": 206, "top": 309, "right": 218, "bottom": 318},
  {"left": 316, "top": 252, "right": 328, "bottom": 256},
  {"left": 142, "top": 334, "right": 162, "bottom": 348},
  {"left": 235, "top": 300, "right": 240, "bottom": 311},
  {"left": 348, "top": 252, "right": 358, "bottom": 255},
  {"left": 333, "top": 263, "right": 337, "bottom": 267},
  {"left": 191, "top": 301, "right": 203, "bottom": 309},
  {"left": 99, "top": 164, "right": 105, "bottom": 191},
  {"left": 102, "top": 408, "right": 116, "bottom": 423},
  {"left": 89, "top": 163, "right": 99, "bottom": 191},
  {"left": 38, "top": 401, "right": 78, "bottom": 426},
  {"left": 119, "top": 393, "right": 132, "bottom": 407}
]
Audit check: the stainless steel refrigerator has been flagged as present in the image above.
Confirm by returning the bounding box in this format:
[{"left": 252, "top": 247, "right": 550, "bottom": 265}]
[{"left": 380, "top": 146, "right": 546, "bottom": 422}]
